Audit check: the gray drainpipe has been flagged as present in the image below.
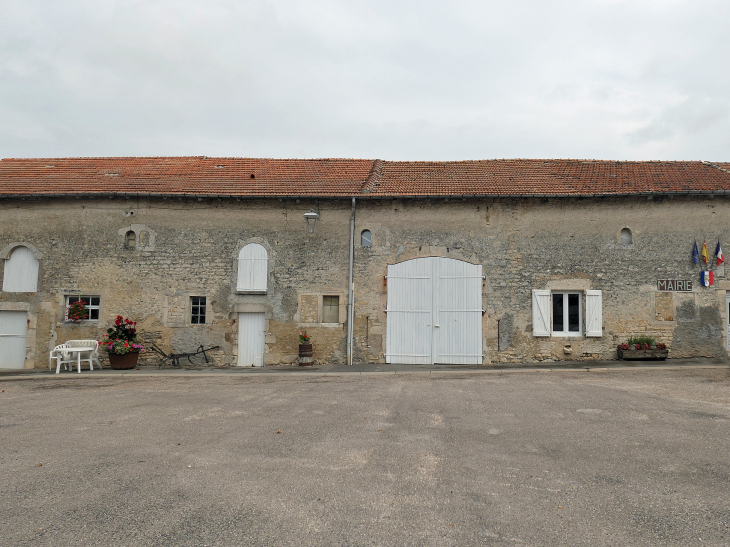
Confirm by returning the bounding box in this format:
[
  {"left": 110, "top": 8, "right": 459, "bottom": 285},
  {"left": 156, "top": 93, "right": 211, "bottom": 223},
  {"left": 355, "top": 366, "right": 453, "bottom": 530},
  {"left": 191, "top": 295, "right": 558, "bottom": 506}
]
[{"left": 347, "top": 197, "right": 356, "bottom": 365}]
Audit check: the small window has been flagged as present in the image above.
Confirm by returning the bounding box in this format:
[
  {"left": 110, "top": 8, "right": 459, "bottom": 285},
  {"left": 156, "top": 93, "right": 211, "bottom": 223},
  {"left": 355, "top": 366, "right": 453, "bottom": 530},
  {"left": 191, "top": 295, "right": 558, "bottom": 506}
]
[
  {"left": 322, "top": 295, "right": 340, "bottom": 324},
  {"left": 125, "top": 231, "right": 136, "bottom": 248},
  {"left": 361, "top": 230, "right": 372, "bottom": 247},
  {"left": 532, "top": 289, "right": 602, "bottom": 338},
  {"left": 620, "top": 228, "right": 632, "bottom": 245},
  {"left": 191, "top": 296, "right": 206, "bottom": 324},
  {"left": 65, "top": 296, "right": 100, "bottom": 321},
  {"left": 552, "top": 291, "right": 581, "bottom": 335}
]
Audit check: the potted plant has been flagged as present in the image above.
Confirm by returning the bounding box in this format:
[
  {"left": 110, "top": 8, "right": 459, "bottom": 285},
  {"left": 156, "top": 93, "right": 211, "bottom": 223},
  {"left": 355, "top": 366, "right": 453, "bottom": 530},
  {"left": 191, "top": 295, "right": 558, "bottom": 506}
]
[
  {"left": 298, "top": 330, "right": 313, "bottom": 366},
  {"left": 99, "top": 315, "right": 145, "bottom": 369},
  {"left": 617, "top": 336, "right": 668, "bottom": 361},
  {"left": 67, "top": 298, "right": 89, "bottom": 323}
]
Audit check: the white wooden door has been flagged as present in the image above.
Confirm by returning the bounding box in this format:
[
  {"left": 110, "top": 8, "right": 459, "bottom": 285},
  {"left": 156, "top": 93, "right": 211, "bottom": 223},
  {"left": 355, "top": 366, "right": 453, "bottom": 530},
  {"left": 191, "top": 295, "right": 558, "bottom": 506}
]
[
  {"left": 386, "top": 257, "right": 482, "bottom": 364},
  {"left": 0, "top": 311, "right": 28, "bottom": 369},
  {"left": 432, "top": 258, "right": 484, "bottom": 364},
  {"left": 237, "top": 312, "right": 265, "bottom": 366},
  {"left": 384, "top": 257, "right": 433, "bottom": 364}
]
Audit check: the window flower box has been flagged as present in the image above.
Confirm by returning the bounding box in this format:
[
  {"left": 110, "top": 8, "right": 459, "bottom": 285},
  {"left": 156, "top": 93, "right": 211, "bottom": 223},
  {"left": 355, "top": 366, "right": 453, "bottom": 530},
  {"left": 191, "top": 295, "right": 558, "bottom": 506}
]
[{"left": 617, "top": 348, "right": 669, "bottom": 361}]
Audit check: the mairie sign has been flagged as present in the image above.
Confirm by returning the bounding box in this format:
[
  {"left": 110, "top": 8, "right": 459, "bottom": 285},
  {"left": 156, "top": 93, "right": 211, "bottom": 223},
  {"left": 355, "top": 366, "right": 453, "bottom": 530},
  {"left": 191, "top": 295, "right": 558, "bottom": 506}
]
[{"left": 657, "top": 279, "right": 692, "bottom": 291}]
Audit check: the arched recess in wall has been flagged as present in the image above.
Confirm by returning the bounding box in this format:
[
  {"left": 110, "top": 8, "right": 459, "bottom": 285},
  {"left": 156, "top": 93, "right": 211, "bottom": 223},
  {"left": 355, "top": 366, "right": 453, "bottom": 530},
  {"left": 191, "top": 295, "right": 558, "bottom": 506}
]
[
  {"left": 125, "top": 230, "right": 136, "bottom": 248},
  {"left": 2, "top": 245, "right": 40, "bottom": 292},
  {"left": 237, "top": 243, "right": 268, "bottom": 292},
  {"left": 361, "top": 229, "right": 372, "bottom": 247},
  {"left": 620, "top": 228, "right": 633, "bottom": 245}
]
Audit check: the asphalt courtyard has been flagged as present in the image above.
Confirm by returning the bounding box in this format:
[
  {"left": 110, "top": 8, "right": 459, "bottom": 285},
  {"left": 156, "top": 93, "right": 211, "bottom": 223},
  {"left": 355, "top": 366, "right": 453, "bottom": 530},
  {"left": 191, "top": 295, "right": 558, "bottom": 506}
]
[{"left": 1, "top": 367, "right": 729, "bottom": 546}]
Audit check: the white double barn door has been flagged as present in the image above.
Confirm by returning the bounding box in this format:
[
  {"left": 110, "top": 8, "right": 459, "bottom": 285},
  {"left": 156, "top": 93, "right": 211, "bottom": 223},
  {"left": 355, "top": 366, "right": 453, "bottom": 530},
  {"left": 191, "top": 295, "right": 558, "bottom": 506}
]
[{"left": 386, "top": 257, "right": 483, "bottom": 365}]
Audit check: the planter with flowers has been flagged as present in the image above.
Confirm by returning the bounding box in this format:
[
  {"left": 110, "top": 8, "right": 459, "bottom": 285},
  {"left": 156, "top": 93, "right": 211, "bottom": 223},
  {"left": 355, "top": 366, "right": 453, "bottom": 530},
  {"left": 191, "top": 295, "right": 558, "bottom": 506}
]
[
  {"left": 67, "top": 298, "right": 89, "bottom": 323},
  {"left": 99, "top": 315, "right": 145, "bottom": 369},
  {"left": 298, "top": 331, "right": 313, "bottom": 366},
  {"left": 617, "top": 336, "right": 668, "bottom": 361}
]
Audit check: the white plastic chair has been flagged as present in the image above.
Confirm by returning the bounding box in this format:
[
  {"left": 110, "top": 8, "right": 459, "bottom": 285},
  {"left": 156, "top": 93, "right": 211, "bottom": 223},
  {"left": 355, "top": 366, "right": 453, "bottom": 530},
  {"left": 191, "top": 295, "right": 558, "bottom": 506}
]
[{"left": 49, "top": 344, "right": 75, "bottom": 374}]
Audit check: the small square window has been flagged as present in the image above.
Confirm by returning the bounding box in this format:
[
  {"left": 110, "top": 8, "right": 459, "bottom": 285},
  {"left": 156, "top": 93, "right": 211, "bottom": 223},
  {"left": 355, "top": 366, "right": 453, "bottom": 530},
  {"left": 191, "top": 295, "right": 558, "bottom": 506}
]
[
  {"left": 191, "top": 296, "right": 206, "bottom": 324},
  {"left": 322, "top": 295, "right": 339, "bottom": 324},
  {"left": 65, "top": 296, "right": 100, "bottom": 321}
]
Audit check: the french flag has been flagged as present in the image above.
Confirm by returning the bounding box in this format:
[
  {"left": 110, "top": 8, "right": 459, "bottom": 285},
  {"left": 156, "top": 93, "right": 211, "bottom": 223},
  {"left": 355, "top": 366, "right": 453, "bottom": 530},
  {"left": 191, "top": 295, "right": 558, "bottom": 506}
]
[
  {"left": 716, "top": 241, "right": 724, "bottom": 266},
  {"left": 701, "top": 271, "right": 714, "bottom": 287}
]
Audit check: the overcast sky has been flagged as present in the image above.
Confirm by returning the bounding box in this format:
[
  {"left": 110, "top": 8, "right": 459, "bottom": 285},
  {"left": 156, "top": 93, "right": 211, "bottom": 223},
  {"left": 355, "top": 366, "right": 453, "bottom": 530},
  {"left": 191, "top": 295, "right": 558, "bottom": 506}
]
[{"left": 1, "top": 0, "right": 728, "bottom": 161}]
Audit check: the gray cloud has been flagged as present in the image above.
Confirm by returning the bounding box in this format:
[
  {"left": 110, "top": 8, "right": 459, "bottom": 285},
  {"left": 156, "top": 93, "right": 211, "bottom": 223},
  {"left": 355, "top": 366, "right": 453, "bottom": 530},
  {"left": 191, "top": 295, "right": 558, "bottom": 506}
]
[{"left": 1, "top": 0, "right": 728, "bottom": 160}]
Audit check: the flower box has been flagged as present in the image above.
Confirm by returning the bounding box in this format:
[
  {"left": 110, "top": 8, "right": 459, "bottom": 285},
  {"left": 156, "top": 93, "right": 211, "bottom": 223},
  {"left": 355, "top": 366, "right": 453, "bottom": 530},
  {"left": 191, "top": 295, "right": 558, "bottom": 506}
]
[{"left": 617, "top": 348, "right": 669, "bottom": 361}]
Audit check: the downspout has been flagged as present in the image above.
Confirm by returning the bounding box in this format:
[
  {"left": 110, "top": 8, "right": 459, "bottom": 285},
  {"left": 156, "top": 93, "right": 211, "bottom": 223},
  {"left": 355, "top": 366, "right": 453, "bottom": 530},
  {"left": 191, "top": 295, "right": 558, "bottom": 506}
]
[{"left": 347, "top": 197, "right": 356, "bottom": 365}]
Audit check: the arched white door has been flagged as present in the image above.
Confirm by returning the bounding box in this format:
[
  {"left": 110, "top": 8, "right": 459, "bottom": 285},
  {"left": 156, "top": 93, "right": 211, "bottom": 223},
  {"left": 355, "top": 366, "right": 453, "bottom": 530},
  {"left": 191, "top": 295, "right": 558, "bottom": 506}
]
[{"left": 385, "top": 257, "right": 483, "bottom": 364}]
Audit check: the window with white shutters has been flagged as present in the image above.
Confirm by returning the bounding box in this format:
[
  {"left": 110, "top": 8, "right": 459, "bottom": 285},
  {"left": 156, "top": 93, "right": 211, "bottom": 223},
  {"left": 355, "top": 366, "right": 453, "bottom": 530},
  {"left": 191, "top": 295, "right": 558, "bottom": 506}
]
[
  {"left": 237, "top": 244, "right": 268, "bottom": 293},
  {"left": 2, "top": 246, "right": 39, "bottom": 293},
  {"left": 531, "top": 289, "right": 603, "bottom": 338}
]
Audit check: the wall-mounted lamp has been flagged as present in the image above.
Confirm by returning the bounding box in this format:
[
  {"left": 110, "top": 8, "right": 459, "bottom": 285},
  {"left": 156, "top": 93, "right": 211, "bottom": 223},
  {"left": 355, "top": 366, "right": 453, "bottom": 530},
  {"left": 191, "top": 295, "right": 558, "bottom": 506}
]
[{"left": 304, "top": 210, "right": 320, "bottom": 234}]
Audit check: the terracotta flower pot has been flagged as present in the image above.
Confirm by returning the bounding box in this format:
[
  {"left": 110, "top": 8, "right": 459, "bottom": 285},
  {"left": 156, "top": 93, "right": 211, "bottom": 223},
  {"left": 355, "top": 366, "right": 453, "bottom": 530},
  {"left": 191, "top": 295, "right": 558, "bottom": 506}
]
[{"left": 108, "top": 352, "right": 140, "bottom": 370}]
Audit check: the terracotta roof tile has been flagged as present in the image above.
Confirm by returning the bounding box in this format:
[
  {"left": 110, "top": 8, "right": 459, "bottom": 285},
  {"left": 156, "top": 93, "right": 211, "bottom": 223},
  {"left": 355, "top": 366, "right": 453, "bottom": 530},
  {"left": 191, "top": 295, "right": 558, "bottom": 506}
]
[
  {"left": 2, "top": 157, "right": 730, "bottom": 198},
  {"left": 370, "top": 160, "right": 730, "bottom": 196},
  {"left": 0, "top": 157, "right": 375, "bottom": 197}
]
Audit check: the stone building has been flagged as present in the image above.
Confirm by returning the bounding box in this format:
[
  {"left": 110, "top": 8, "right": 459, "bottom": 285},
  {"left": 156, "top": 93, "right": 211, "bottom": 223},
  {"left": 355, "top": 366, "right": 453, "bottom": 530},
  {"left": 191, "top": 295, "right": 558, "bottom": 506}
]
[{"left": 1, "top": 156, "right": 730, "bottom": 369}]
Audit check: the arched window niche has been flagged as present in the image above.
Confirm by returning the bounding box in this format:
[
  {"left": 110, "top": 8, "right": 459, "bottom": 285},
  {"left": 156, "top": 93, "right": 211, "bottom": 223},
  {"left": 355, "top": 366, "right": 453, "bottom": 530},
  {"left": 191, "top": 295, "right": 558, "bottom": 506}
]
[
  {"left": 2, "top": 244, "right": 40, "bottom": 293},
  {"left": 125, "top": 230, "right": 136, "bottom": 248},
  {"left": 361, "top": 229, "right": 372, "bottom": 247},
  {"left": 237, "top": 243, "right": 268, "bottom": 293},
  {"left": 620, "top": 228, "right": 633, "bottom": 245}
]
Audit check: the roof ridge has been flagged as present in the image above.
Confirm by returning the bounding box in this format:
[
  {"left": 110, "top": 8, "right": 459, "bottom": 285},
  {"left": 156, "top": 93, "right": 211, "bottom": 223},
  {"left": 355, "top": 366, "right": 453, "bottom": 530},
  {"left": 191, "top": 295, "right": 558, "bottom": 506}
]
[
  {"left": 705, "top": 161, "right": 730, "bottom": 175},
  {"left": 361, "top": 159, "right": 383, "bottom": 194}
]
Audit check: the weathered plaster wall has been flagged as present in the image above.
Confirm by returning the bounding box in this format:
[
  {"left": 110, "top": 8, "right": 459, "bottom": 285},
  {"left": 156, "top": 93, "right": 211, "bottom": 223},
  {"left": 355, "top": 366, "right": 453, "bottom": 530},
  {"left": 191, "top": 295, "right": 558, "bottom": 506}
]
[
  {"left": 352, "top": 196, "right": 730, "bottom": 363},
  {"left": 0, "top": 197, "right": 352, "bottom": 367},
  {"left": 1, "top": 194, "right": 728, "bottom": 368}
]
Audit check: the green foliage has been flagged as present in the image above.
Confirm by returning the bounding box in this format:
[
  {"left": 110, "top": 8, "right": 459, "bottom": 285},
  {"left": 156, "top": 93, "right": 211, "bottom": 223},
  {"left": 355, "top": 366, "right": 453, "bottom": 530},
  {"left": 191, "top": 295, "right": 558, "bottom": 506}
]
[{"left": 627, "top": 334, "right": 656, "bottom": 347}]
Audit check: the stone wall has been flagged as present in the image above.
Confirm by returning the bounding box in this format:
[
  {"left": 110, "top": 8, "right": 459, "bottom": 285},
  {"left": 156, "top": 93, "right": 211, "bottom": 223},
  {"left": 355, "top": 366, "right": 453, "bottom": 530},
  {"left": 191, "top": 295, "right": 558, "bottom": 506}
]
[
  {"left": 351, "top": 196, "right": 730, "bottom": 363},
  {"left": 1, "top": 194, "right": 728, "bottom": 368}
]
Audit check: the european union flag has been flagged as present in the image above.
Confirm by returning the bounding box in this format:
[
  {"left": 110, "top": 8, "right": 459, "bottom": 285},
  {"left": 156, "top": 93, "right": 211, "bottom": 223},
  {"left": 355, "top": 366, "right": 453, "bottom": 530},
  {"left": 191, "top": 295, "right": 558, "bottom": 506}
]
[{"left": 692, "top": 241, "right": 699, "bottom": 264}]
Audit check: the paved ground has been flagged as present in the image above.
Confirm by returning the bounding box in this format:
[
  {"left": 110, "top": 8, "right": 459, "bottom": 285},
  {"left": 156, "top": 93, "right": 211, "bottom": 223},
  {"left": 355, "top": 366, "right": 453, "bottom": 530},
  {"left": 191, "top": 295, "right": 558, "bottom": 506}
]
[{"left": 1, "top": 368, "right": 729, "bottom": 546}]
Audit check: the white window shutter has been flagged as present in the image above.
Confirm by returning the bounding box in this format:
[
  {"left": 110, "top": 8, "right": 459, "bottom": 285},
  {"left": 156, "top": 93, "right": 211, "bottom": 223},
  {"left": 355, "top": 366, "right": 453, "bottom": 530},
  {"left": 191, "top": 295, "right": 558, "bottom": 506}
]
[
  {"left": 585, "top": 290, "right": 603, "bottom": 337},
  {"left": 532, "top": 289, "right": 550, "bottom": 337},
  {"left": 237, "top": 244, "right": 268, "bottom": 292},
  {"left": 2, "top": 246, "right": 39, "bottom": 293}
]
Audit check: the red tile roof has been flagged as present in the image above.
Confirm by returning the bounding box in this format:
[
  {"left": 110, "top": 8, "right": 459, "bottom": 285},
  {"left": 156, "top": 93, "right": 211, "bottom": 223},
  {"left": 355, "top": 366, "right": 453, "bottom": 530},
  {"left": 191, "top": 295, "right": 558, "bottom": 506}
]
[
  {"left": 0, "top": 157, "right": 376, "bottom": 197},
  {"left": 368, "top": 160, "right": 730, "bottom": 196},
  {"left": 2, "top": 157, "right": 730, "bottom": 198}
]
